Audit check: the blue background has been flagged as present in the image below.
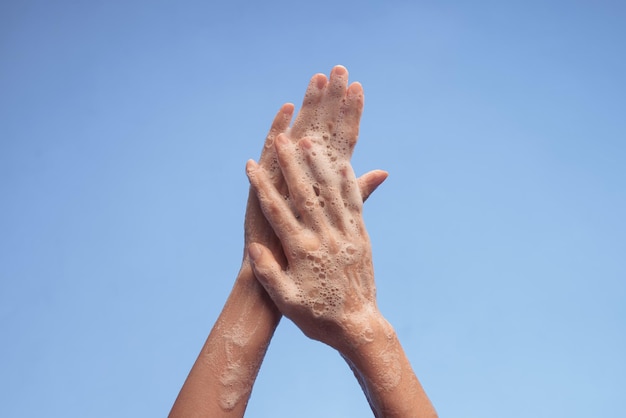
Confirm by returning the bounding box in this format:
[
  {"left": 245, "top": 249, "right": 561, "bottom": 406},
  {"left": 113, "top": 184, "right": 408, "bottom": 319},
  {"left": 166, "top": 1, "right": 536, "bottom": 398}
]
[{"left": 2, "top": 1, "right": 625, "bottom": 416}]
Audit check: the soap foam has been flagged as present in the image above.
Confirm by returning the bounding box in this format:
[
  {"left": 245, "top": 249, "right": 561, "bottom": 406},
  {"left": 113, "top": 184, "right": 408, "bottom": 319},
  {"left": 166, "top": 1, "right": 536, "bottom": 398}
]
[
  {"left": 277, "top": 117, "right": 377, "bottom": 350},
  {"left": 217, "top": 300, "right": 264, "bottom": 411}
]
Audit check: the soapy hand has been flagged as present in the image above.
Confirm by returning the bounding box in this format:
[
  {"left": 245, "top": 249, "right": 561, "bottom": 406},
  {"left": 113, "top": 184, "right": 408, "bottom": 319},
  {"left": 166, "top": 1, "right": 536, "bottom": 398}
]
[
  {"left": 246, "top": 135, "right": 381, "bottom": 350},
  {"left": 243, "top": 66, "right": 387, "bottom": 269},
  {"left": 247, "top": 132, "right": 384, "bottom": 353}
]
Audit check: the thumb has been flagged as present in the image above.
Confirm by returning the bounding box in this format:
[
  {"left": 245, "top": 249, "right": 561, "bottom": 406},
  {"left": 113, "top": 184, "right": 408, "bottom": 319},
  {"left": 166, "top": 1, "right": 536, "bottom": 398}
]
[
  {"left": 248, "top": 243, "right": 294, "bottom": 304},
  {"left": 357, "top": 169, "right": 389, "bottom": 202}
]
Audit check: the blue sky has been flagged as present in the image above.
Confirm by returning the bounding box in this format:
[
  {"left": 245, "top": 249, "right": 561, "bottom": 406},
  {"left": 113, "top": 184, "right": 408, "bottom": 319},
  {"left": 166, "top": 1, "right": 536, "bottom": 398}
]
[{"left": 1, "top": 0, "right": 625, "bottom": 416}]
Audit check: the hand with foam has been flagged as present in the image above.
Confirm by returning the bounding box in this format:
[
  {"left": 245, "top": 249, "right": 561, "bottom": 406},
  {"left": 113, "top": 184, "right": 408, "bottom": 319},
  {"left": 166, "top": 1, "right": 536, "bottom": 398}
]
[
  {"left": 246, "top": 131, "right": 380, "bottom": 350},
  {"left": 245, "top": 66, "right": 386, "bottom": 351},
  {"left": 246, "top": 71, "right": 438, "bottom": 417},
  {"left": 243, "top": 66, "right": 387, "bottom": 271},
  {"left": 245, "top": 135, "right": 437, "bottom": 418}
]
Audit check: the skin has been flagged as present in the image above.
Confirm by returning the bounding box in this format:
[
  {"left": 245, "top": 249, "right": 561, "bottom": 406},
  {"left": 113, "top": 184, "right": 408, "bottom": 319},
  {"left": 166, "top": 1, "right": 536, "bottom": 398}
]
[
  {"left": 170, "top": 66, "right": 388, "bottom": 417},
  {"left": 246, "top": 130, "right": 438, "bottom": 418}
]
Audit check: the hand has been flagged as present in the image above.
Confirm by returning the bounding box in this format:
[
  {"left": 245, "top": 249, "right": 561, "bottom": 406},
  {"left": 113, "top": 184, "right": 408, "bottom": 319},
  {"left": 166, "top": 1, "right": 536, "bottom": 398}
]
[
  {"left": 246, "top": 132, "right": 383, "bottom": 352},
  {"left": 245, "top": 71, "right": 438, "bottom": 418},
  {"left": 243, "top": 66, "right": 387, "bottom": 270},
  {"left": 244, "top": 66, "right": 389, "bottom": 352}
]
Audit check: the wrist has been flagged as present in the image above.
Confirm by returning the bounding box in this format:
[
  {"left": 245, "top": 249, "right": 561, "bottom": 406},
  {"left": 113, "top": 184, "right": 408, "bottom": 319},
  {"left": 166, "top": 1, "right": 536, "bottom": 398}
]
[
  {"left": 334, "top": 307, "right": 393, "bottom": 356},
  {"left": 338, "top": 316, "right": 426, "bottom": 417}
]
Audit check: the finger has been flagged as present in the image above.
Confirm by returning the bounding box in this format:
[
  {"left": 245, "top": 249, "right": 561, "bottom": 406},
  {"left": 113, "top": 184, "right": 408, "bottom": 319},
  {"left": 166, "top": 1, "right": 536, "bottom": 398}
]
[
  {"left": 274, "top": 134, "right": 320, "bottom": 220},
  {"left": 246, "top": 159, "right": 302, "bottom": 243},
  {"left": 248, "top": 242, "right": 298, "bottom": 308},
  {"left": 291, "top": 73, "right": 328, "bottom": 140},
  {"left": 357, "top": 169, "right": 389, "bottom": 202},
  {"left": 337, "top": 162, "right": 363, "bottom": 216},
  {"left": 327, "top": 65, "right": 349, "bottom": 100},
  {"left": 335, "top": 82, "right": 364, "bottom": 157},
  {"left": 258, "top": 103, "right": 294, "bottom": 197},
  {"left": 259, "top": 103, "right": 295, "bottom": 168},
  {"left": 319, "top": 66, "right": 349, "bottom": 139},
  {"left": 299, "top": 139, "right": 354, "bottom": 229}
]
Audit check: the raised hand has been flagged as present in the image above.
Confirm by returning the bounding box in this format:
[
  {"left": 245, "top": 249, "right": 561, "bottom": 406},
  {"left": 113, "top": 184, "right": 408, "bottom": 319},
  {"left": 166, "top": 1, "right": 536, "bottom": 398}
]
[
  {"left": 245, "top": 69, "right": 438, "bottom": 418},
  {"left": 246, "top": 133, "right": 380, "bottom": 351},
  {"left": 244, "top": 66, "right": 387, "bottom": 268},
  {"left": 243, "top": 66, "right": 386, "bottom": 350}
]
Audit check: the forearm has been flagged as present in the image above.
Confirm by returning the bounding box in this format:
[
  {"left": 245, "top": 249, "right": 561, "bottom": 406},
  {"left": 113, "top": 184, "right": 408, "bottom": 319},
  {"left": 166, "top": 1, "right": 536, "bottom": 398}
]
[
  {"left": 169, "top": 265, "right": 281, "bottom": 417},
  {"left": 340, "top": 314, "right": 437, "bottom": 418}
]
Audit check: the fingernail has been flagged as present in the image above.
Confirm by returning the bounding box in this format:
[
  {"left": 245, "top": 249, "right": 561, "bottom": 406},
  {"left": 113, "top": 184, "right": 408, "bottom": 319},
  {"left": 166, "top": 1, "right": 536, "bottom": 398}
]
[
  {"left": 313, "top": 74, "right": 327, "bottom": 89},
  {"left": 282, "top": 103, "right": 295, "bottom": 114},
  {"left": 347, "top": 82, "right": 362, "bottom": 96},
  {"left": 276, "top": 133, "right": 289, "bottom": 146},
  {"left": 248, "top": 243, "right": 262, "bottom": 261},
  {"left": 334, "top": 65, "right": 347, "bottom": 76},
  {"left": 300, "top": 137, "right": 312, "bottom": 149},
  {"left": 245, "top": 159, "right": 257, "bottom": 175}
]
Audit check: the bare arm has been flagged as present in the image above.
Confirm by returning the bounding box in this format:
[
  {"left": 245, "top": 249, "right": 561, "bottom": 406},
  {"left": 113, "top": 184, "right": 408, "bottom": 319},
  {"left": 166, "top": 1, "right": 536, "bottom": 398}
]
[
  {"left": 245, "top": 75, "right": 437, "bottom": 417},
  {"left": 170, "top": 67, "right": 387, "bottom": 417},
  {"left": 168, "top": 103, "right": 292, "bottom": 417}
]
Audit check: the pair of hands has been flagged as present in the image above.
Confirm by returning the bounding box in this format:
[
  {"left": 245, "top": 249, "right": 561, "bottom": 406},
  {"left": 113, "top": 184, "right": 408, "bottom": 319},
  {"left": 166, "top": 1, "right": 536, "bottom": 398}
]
[
  {"left": 171, "top": 66, "right": 436, "bottom": 418},
  {"left": 242, "top": 66, "right": 388, "bottom": 352}
]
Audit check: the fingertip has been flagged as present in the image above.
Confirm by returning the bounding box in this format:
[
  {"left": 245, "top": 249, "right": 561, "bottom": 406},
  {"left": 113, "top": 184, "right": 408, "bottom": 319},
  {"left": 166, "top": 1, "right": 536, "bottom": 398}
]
[
  {"left": 248, "top": 242, "right": 263, "bottom": 261},
  {"left": 370, "top": 169, "right": 389, "bottom": 189},
  {"left": 347, "top": 82, "right": 364, "bottom": 106},
  {"left": 359, "top": 169, "right": 390, "bottom": 202},
  {"left": 333, "top": 65, "right": 348, "bottom": 77},
  {"left": 311, "top": 73, "right": 327, "bottom": 89},
  {"left": 246, "top": 159, "right": 258, "bottom": 175},
  {"left": 348, "top": 81, "right": 363, "bottom": 95},
  {"left": 275, "top": 133, "right": 289, "bottom": 146},
  {"left": 376, "top": 169, "right": 389, "bottom": 181},
  {"left": 299, "top": 137, "right": 313, "bottom": 150},
  {"left": 248, "top": 243, "right": 272, "bottom": 287},
  {"left": 282, "top": 103, "right": 295, "bottom": 114}
]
